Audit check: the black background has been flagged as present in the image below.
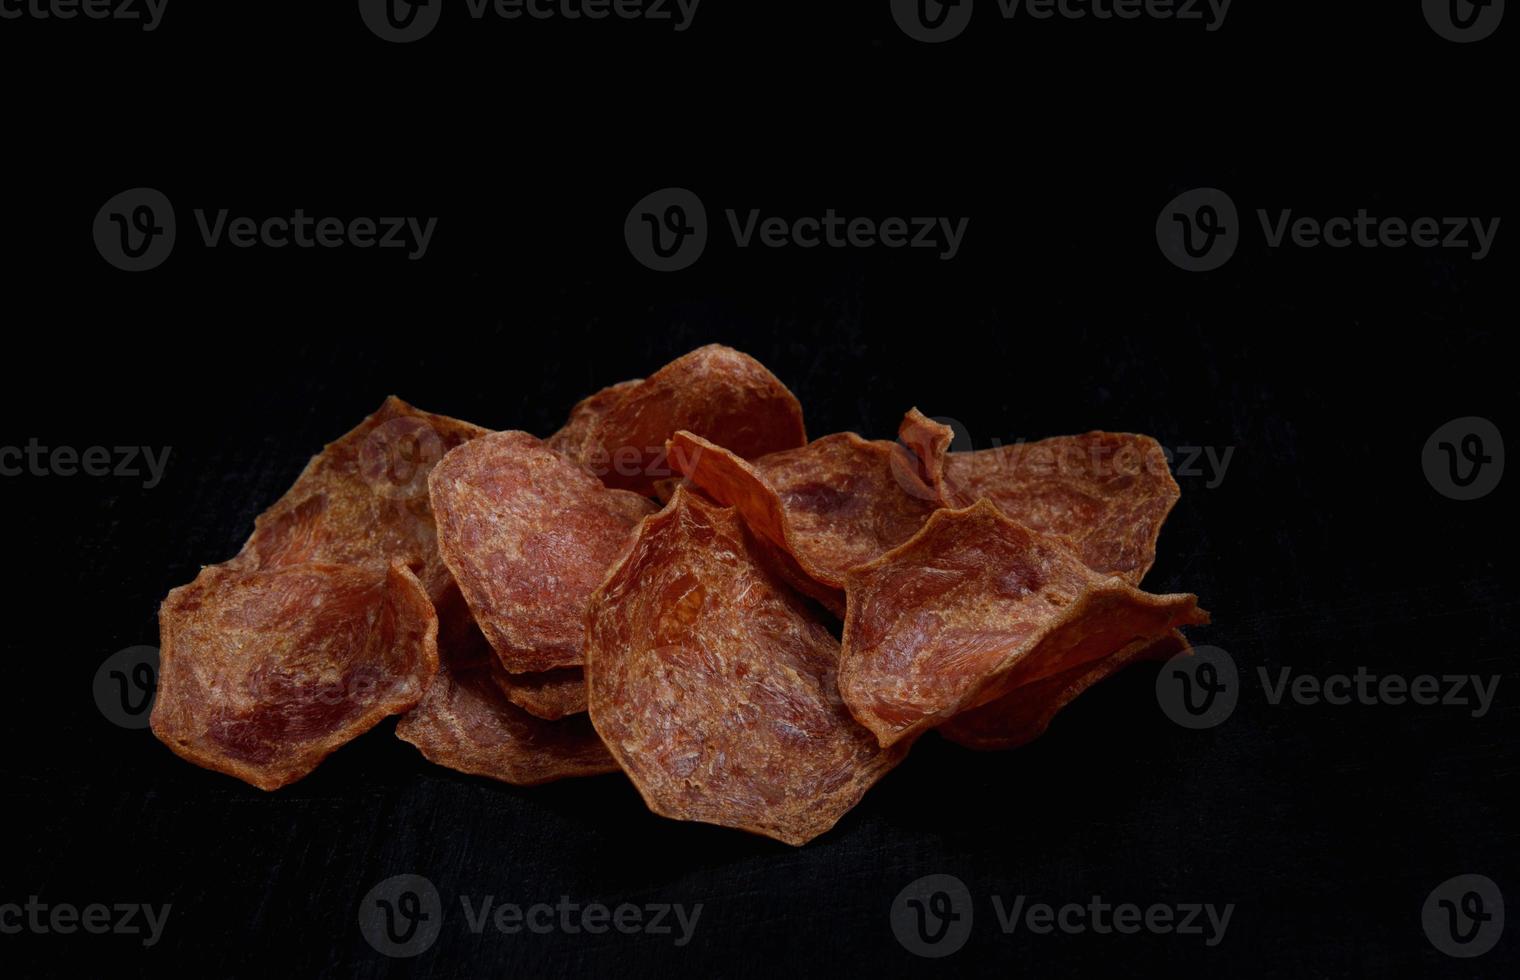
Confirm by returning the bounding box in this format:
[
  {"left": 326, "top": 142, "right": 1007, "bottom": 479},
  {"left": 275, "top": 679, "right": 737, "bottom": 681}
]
[{"left": 2, "top": 1, "right": 1513, "bottom": 976}]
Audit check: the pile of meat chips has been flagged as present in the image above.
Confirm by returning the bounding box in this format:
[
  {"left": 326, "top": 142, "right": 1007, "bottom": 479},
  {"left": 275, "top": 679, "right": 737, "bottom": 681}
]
[{"left": 152, "top": 344, "right": 1207, "bottom": 845}]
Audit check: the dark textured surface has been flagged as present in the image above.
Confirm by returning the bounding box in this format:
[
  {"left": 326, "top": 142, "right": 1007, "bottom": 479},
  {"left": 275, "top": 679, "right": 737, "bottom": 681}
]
[{"left": 2, "top": 3, "right": 1514, "bottom": 976}]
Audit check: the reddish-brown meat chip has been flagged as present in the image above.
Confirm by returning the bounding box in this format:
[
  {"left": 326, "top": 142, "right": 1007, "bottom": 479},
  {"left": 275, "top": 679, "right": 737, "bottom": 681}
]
[
  {"left": 666, "top": 422, "right": 947, "bottom": 602},
  {"left": 492, "top": 667, "right": 588, "bottom": 721},
  {"left": 893, "top": 408, "right": 957, "bottom": 501},
  {"left": 939, "top": 630, "right": 1189, "bottom": 750},
  {"left": 428, "top": 430, "right": 657, "bottom": 672},
  {"left": 585, "top": 488, "right": 906, "bottom": 846},
  {"left": 397, "top": 626, "right": 616, "bottom": 786},
  {"left": 942, "top": 432, "right": 1179, "bottom": 586},
  {"left": 840, "top": 500, "right": 1207, "bottom": 747},
  {"left": 152, "top": 560, "right": 439, "bottom": 790},
  {"left": 578, "top": 344, "right": 807, "bottom": 495},
  {"left": 546, "top": 378, "right": 641, "bottom": 461},
  {"left": 233, "top": 396, "right": 490, "bottom": 602}
]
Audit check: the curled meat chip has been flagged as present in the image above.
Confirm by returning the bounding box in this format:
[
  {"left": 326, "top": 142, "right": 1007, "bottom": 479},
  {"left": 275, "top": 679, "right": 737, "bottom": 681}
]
[
  {"left": 492, "top": 667, "right": 588, "bottom": 721},
  {"left": 840, "top": 500, "right": 1207, "bottom": 747},
  {"left": 428, "top": 430, "right": 657, "bottom": 673},
  {"left": 943, "top": 432, "right": 1179, "bottom": 586},
  {"left": 396, "top": 627, "right": 616, "bottom": 786},
  {"left": 234, "top": 396, "right": 490, "bottom": 602},
  {"left": 579, "top": 344, "right": 807, "bottom": 495},
  {"left": 546, "top": 378, "right": 641, "bottom": 461},
  {"left": 585, "top": 488, "right": 906, "bottom": 846},
  {"left": 667, "top": 420, "right": 946, "bottom": 601},
  {"left": 893, "top": 408, "right": 956, "bottom": 501},
  {"left": 940, "top": 630, "right": 1189, "bottom": 750},
  {"left": 152, "top": 560, "right": 439, "bottom": 790}
]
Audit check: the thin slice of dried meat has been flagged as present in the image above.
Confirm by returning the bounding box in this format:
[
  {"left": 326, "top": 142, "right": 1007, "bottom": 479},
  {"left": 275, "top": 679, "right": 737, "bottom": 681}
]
[
  {"left": 396, "top": 626, "right": 616, "bottom": 786},
  {"left": 943, "top": 432, "right": 1179, "bottom": 586},
  {"left": 428, "top": 430, "right": 657, "bottom": 672},
  {"left": 585, "top": 488, "right": 906, "bottom": 846},
  {"left": 152, "top": 560, "right": 439, "bottom": 790},
  {"left": 893, "top": 408, "right": 956, "bottom": 500},
  {"left": 578, "top": 344, "right": 807, "bottom": 495},
  {"left": 940, "top": 630, "right": 1189, "bottom": 750},
  {"left": 233, "top": 396, "right": 490, "bottom": 602},
  {"left": 667, "top": 420, "right": 947, "bottom": 605},
  {"left": 546, "top": 378, "right": 641, "bottom": 461},
  {"left": 492, "top": 667, "right": 588, "bottom": 721},
  {"left": 840, "top": 500, "right": 1207, "bottom": 747}
]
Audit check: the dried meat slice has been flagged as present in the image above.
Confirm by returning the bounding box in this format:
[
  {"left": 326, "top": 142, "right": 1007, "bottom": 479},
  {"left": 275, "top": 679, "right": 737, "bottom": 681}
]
[
  {"left": 840, "top": 500, "right": 1207, "bottom": 747},
  {"left": 428, "top": 430, "right": 657, "bottom": 672},
  {"left": 893, "top": 408, "right": 957, "bottom": 502},
  {"left": 546, "top": 378, "right": 641, "bottom": 461},
  {"left": 943, "top": 432, "right": 1179, "bottom": 586},
  {"left": 578, "top": 344, "right": 807, "bottom": 495},
  {"left": 396, "top": 626, "right": 616, "bottom": 786},
  {"left": 233, "top": 396, "right": 490, "bottom": 602},
  {"left": 492, "top": 667, "right": 588, "bottom": 721},
  {"left": 939, "top": 630, "right": 1189, "bottom": 750},
  {"left": 584, "top": 488, "right": 906, "bottom": 846},
  {"left": 152, "top": 560, "right": 439, "bottom": 790},
  {"left": 666, "top": 422, "right": 947, "bottom": 603}
]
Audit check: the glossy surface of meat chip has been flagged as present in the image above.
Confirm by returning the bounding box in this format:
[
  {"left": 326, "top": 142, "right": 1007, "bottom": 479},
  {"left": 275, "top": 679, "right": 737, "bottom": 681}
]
[
  {"left": 396, "top": 627, "right": 616, "bottom": 786},
  {"left": 584, "top": 488, "right": 907, "bottom": 846},
  {"left": 234, "top": 396, "right": 490, "bottom": 602},
  {"left": 667, "top": 423, "right": 946, "bottom": 598},
  {"left": 579, "top": 344, "right": 807, "bottom": 495},
  {"left": 429, "top": 430, "right": 657, "bottom": 672},
  {"left": 840, "top": 500, "right": 1207, "bottom": 747},
  {"left": 943, "top": 432, "right": 1179, "bottom": 586},
  {"left": 492, "top": 667, "right": 588, "bottom": 721},
  {"left": 153, "top": 560, "right": 439, "bottom": 790},
  {"left": 546, "top": 378, "right": 641, "bottom": 461},
  {"left": 940, "top": 630, "right": 1189, "bottom": 750}
]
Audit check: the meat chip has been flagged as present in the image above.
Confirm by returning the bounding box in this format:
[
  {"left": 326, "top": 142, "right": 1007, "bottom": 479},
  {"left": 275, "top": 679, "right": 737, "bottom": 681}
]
[
  {"left": 428, "top": 430, "right": 657, "bottom": 672},
  {"left": 584, "top": 487, "right": 906, "bottom": 846},
  {"left": 546, "top": 378, "right": 641, "bottom": 461},
  {"left": 577, "top": 344, "right": 807, "bottom": 495},
  {"left": 666, "top": 420, "right": 948, "bottom": 607},
  {"left": 233, "top": 396, "right": 490, "bottom": 602},
  {"left": 152, "top": 560, "right": 439, "bottom": 790},
  {"left": 840, "top": 500, "right": 1208, "bottom": 747},
  {"left": 942, "top": 432, "right": 1179, "bottom": 586},
  {"left": 396, "top": 625, "right": 616, "bottom": 786},
  {"left": 492, "top": 668, "right": 588, "bottom": 721},
  {"left": 939, "top": 630, "right": 1189, "bottom": 750}
]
